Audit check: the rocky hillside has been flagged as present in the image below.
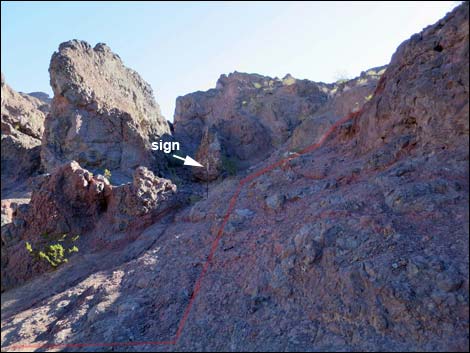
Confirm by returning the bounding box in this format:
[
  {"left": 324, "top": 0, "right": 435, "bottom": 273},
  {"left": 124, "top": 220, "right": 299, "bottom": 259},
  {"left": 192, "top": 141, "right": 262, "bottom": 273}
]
[
  {"left": 1, "top": 2, "right": 469, "bottom": 352},
  {"left": 174, "top": 68, "right": 384, "bottom": 180}
]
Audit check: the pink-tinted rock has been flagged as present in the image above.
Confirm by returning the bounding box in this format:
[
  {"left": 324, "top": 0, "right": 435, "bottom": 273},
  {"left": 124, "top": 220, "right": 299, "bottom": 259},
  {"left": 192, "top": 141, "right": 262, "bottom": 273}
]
[
  {"left": 42, "top": 40, "right": 170, "bottom": 175},
  {"left": 1, "top": 74, "right": 48, "bottom": 191},
  {"left": 356, "top": 6, "right": 469, "bottom": 155},
  {"left": 193, "top": 127, "right": 223, "bottom": 181}
]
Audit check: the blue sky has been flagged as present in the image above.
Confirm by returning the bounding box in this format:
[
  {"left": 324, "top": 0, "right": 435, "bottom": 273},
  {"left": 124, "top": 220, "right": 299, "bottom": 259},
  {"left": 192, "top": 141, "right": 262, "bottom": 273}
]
[{"left": 1, "top": 1, "right": 460, "bottom": 121}]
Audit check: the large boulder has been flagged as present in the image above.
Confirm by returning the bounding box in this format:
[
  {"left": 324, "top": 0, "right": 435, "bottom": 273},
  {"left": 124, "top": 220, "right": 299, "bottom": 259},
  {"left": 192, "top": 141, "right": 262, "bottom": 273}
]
[
  {"left": 1, "top": 74, "right": 48, "bottom": 191},
  {"left": 42, "top": 40, "right": 170, "bottom": 176},
  {"left": 105, "top": 166, "right": 178, "bottom": 232}
]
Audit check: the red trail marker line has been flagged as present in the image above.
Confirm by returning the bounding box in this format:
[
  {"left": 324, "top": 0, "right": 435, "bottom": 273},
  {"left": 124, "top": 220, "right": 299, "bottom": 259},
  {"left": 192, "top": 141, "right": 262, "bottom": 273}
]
[{"left": 5, "top": 112, "right": 357, "bottom": 351}]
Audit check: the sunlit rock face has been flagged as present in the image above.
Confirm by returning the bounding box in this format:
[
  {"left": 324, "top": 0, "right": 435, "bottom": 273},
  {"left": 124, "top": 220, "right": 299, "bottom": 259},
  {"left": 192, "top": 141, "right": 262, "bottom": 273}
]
[
  {"left": 1, "top": 73, "right": 49, "bottom": 191},
  {"left": 0, "top": 3, "right": 469, "bottom": 352},
  {"left": 174, "top": 71, "right": 332, "bottom": 169},
  {"left": 42, "top": 40, "right": 171, "bottom": 176}
]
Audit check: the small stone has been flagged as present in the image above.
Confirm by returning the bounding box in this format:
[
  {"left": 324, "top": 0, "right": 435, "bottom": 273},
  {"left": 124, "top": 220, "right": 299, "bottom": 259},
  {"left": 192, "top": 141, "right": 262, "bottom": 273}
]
[{"left": 265, "top": 193, "right": 285, "bottom": 210}]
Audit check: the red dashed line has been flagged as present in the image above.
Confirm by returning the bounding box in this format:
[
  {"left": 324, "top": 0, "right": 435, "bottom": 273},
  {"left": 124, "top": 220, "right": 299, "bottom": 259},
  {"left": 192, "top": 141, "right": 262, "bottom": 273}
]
[{"left": 4, "top": 112, "right": 359, "bottom": 351}]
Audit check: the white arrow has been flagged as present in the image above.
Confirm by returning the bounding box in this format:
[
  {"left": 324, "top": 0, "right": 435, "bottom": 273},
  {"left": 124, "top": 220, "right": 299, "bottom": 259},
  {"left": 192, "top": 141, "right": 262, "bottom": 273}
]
[{"left": 172, "top": 154, "right": 204, "bottom": 167}]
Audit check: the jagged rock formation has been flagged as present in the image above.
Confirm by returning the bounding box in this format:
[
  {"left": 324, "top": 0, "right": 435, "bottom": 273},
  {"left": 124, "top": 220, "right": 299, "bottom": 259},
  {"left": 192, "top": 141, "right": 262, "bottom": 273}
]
[
  {"left": 104, "top": 166, "right": 178, "bottom": 232},
  {"left": 193, "top": 127, "right": 223, "bottom": 181},
  {"left": 1, "top": 74, "right": 48, "bottom": 191},
  {"left": 175, "top": 67, "right": 385, "bottom": 174},
  {"left": 289, "top": 66, "right": 385, "bottom": 151},
  {"left": 41, "top": 40, "right": 170, "bottom": 176},
  {"left": 1, "top": 161, "right": 178, "bottom": 291},
  {"left": 174, "top": 72, "right": 332, "bottom": 168},
  {"left": 1, "top": 3, "right": 469, "bottom": 352},
  {"left": 22, "top": 91, "right": 52, "bottom": 107},
  {"left": 356, "top": 7, "right": 469, "bottom": 155}
]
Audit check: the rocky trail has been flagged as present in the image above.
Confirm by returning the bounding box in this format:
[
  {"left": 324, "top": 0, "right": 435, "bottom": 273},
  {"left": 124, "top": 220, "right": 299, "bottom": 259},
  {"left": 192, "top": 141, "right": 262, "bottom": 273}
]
[{"left": 1, "top": 2, "right": 469, "bottom": 352}]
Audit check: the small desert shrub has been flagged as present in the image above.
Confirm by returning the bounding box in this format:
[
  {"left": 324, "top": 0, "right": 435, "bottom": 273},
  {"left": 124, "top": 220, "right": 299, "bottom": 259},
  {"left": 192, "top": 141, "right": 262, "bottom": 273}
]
[
  {"left": 282, "top": 76, "right": 296, "bottom": 86},
  {"left": 25, "top": 233, "right": 80, "bottom": 269},
  {"left": 253, "top": 82, "right": 262, "bottom": 89},
  {"left": 167, "top": 166, "right": 182, "bottom": 187},
  {"left": 222, "top": 155, "right": 238, "bottom": 176},
  {"left": 189, "top": 194, "right": 203, "bottom": 205},
  {"left": 104, "top": 168, "right": 112, "bottom": 181}
]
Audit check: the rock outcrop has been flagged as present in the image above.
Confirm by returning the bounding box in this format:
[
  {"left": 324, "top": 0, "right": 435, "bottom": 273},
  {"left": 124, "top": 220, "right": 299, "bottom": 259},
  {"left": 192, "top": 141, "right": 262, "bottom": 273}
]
[
  {"left": 175, "top": 67, "right": 387, "bottom": 172},
  {"left": 1, "top": 161, "right": 177, "bottom": 291},
  {"left": 193, "top": 127, "right": 223, "bottom": 181},
  {"left": 289, "top": 66, "right": 385, "bottom": 151},
  {"left": 105, "top": 166, "right": 178, "bottom": 232},
  {"left": 0, "top": 3, "right": 468, "bottom": 352},
  {"left": 174, "top": 72, "right": 331, "bottom": 168},
  {"left": 1, "top": 161, "right": 107, "bottom": 291},
  {"left": 41, "top": 40, "right": 170, "bottom": 176},
  {"left": 356, "top": 7, "right": 469, "bottom": 154},
  {"left": 1, "top": 74, "right": 48, "bottom": 191}
]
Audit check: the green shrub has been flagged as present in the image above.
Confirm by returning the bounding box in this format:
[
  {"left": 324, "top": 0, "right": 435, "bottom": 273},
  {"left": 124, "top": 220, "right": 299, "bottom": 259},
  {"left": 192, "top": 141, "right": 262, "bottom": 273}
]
[
  {"left": 104, "top": 168, "right": 112, "bottom": 181},
  {"left": 25, "top": 233, "right": 80, "bottom": 269},
  {"left": 189, "top": 194, "right": 203, "bottom": 205},
  {"left": 38, "top": 244, "right": 67, "bottom": 267},
  {"left": 222, "top": 155, "right": 238, "bottom": 176}
]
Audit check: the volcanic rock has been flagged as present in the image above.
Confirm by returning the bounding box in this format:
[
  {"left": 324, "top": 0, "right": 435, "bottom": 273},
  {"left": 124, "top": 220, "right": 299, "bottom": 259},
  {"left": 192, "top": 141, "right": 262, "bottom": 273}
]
[
  {"left": 174, "top": 71, "right": 331, "bottom": 168},
  {"left": 105, "top": 166, "right": 178, "bottom": 231},
  {"left": 193, "top": 127, "right": 223, "bottom": 181},
  {"left": 1, "top": 74, "right": 48, "bottom": 190},
  {"left": 356, "top": 6, "right": 469, "bottom": 154},
  {"left": 290, "top": 66, "right": 386, "bottom": 151},
  {"left": 0, "top": 3, "right": 469, "bottom": 352},
  {"left": 42, "top": 40, "right": 170, "bottom": 175},
  {"left": 1, "top": 161, "right": 177, "bottom": 291}
]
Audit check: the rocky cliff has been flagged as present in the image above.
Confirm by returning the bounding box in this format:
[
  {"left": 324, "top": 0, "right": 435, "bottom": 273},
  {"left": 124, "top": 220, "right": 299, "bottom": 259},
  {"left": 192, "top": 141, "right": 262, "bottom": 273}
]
[
  {"left": 174, "top": 69, "right": 384, "bottom": 180},
  {"left": 1, "top": 74, "right": 48, "bottom": 192},
  {"left": 41, "top": 40, "right": 170, "bottom": 177}
]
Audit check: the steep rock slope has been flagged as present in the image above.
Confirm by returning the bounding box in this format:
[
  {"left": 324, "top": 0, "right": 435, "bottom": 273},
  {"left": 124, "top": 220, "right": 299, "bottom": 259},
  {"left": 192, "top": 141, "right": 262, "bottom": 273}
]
[
  {"left": 174, "top": 68, "right": 384, "bottom": 180},
  {"left": 1, "top": 74, "right": 48, "bottom": 192},
  {"left": 41, "top": 40, "right": 170, "bottom": 176},
  {"left": 174, "top": 72, "right": 332, "bottom": 168},
  {"left": 289, "top": 66, "right": 386, "bottom": 151},
  {"left": 356, "top": 6, "right": 469, "bottom": 155}
]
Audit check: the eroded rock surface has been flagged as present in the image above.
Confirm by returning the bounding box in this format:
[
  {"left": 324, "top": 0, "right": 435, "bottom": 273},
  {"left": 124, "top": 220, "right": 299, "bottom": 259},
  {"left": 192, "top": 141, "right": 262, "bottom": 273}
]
[
  {"left": 1, "top": 3, "right": 469, "bottom": 352},
  {"left": 174, "top": 72, "right": 332, "bottom": 168},
  {"left": 193, "top": 127, "right": 223, "bottom": 181},
  {"left": 1, "top": 74, "right": 48, "bottom": 191},
  {"left": 1, "top": 161, "right": 177, "bottom": 292},
  {"left": 356, "top": 6, "right": 469, "bottom": 154},
  {"left": 42, "top": 40, "right": 170, "bottom": 175},
  {"left": 290, "top": 66, "right": 385, "bottom": 151}
]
